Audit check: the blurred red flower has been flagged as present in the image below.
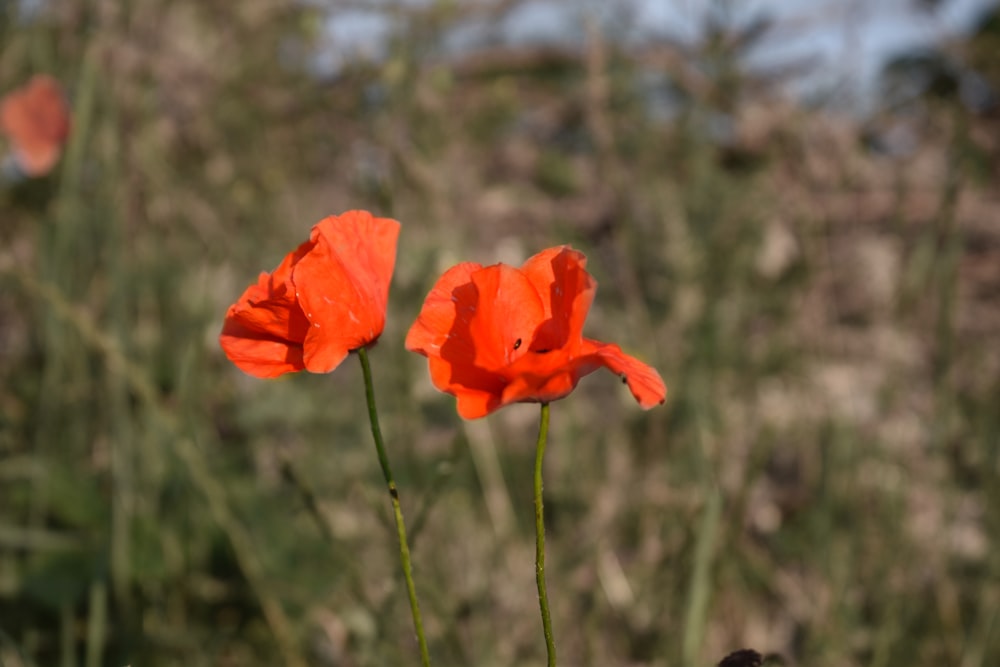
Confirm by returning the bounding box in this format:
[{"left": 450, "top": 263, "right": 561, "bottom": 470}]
[
  {"left": 220, "top": 211, "right": 399, "bottom": 378},
  {"left": 406, "top": 246, "right": 666, "bottom": 419},
  {"left": 0, "top": 75, "right": 71, "bottom": 177}
]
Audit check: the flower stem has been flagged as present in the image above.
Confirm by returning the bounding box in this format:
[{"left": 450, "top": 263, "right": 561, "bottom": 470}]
[
  {"left": 357, "top": 346, "right": 431, "bottom": 667},
  {"left": 534, "top": 402, "right": 557, "bottom": 666}
]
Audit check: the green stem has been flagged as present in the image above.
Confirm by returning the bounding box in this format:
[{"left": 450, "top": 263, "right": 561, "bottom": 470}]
[
  {"left": 357, "top": 347, "right": 431, "bottom": 667},
  {"left": 534, "top": 402, "right": 556, "bottom": 666}
]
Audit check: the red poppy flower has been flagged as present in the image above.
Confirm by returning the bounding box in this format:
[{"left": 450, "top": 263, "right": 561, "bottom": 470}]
[
  {"left": 406, "top": 246, "right": 666, "bottom": 419},
  {"left": 220, "top": 210, "right": 399, "bottom": 378},
  {"left": 0, "top": 75, "right": 72, "bottom": 177}
]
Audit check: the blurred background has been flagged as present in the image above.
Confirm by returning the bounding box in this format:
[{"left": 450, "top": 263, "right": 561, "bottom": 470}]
[{"left": 1, "top": 0, "right": 999, "bottom": 665}]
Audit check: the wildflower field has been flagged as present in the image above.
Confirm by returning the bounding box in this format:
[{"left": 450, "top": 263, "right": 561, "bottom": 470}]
[{"left": 1, "top": 2, "right": 999, "bottom": 666}]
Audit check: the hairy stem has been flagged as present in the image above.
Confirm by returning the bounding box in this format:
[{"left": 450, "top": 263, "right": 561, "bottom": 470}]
[
  {"left": 358, "top": 347, "right": 431, "bottom": 666},
  {"left": 534, "top": 402, "right": 556, "bottom": 666}
]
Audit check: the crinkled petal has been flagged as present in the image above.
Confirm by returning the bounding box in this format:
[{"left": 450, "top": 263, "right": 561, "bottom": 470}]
[
  {"left": 580, "top": 338, "right": 667, "bottom": 408},
  {"left": 294, "top": 242, "right": 368, "bottom": 372},
  {"left": 295, "top": 211, "right": 399, "bottom": 373},
  {"left": 519, "top": 246, "right": 595, "bottom": 352},
  {"left": 407, "top": 262, "right": 542, "bottom": 415},
  {"left": 466, "top": 264, "right": 546, "bottom": 372},
  {"left": 428, "top": 357, "right": 505, "bottom": 419},
  {"left": 312, "top": 211, "right": 399, "bottom": 310},
  {"left": 499, "top": 351, "right": 583, "bottom": 406},
  {"left": 219, "top": 273, "right": 309, "bottom": 378},
  {"left": 219, "top": 318, "right": 305, "bottom": 378},
  {"left": 405, "top": 262, "right": 482, "bottom": 358}
]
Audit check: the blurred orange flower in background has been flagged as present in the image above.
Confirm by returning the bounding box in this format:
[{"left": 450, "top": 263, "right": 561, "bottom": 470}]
[
  {"left": 406, "top": 246, "right": 666, "bottom": 419},
  {"left": 0, "top": 74, "right": 72, "bottom": 177},
  {"left": 220, "top": 210, "right": 400, "bottom": 378}
]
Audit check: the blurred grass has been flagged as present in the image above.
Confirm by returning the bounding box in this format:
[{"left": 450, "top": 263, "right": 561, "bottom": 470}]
[{"left": 1, "top": 1, "right": 999, "bottom": 666}]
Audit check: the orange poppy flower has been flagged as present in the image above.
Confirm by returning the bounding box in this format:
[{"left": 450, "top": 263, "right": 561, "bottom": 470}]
[
  {"left": 220, "top": 210, "right": 400, "bottom": 378},
  {"left": 406, "top": 246, "right": 666, "bottom": 419},
  {"left": 0, "top": 75, "right": 72, "bottom": 177}
]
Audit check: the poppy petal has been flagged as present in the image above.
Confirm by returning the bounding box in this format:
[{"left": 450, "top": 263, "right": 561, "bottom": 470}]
[
  {"left": 227, "top": 274, "right": 303, "bottom": 337},
  {"left": 500, "top": 358, "right": 581, "bottom": 406},
  {"left": 466, "top": 264, "right": 546, "bottom": 371},
  {"left": 219, "top": 317, "right": 306, "bottom": 378},
  {"left": 581, "top": 339, "right": 667, "bottom": 408},
  {"left": 454, "top": 392, "right": 501, "bottom": 419},
  {"left": 428, "top": 343, "right": 507, "bottom": 416},
  {"left": 0, "top": 75, "right": 71, "bottom": 177},
  {"left": 313, "top": 211, "right": 399, "bottom": 307},
  {"left": 430, "top": 357, "right": 505, "bottom": 419},
  {"left": 219, "top": 273, "right": 309, "bottom": 378},
  {"left": 405, "top": 261, "right": 482, "bottom": 358},
  {"left": 520, "top": 246, "right": 595, "bottom": 352},
  {"left": 228, "top": 242, "right": 312, "bottom": 342},
  {"left": 407, "top": 263, "right": 511, "bottom": 413},
  {"left": 294, "top": 212, "right": 400, "bottom": 373}
]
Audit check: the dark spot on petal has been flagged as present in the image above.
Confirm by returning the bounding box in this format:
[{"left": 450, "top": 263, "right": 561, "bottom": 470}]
[
  {"left": 513, "top": 338, "right": 522, "bottom": 350},
  {"left": 621, "top": 374, "right": 628, "bottom": 384},
  {"left": 534, "top": 348, "right": 551, "bottom": 354}
]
